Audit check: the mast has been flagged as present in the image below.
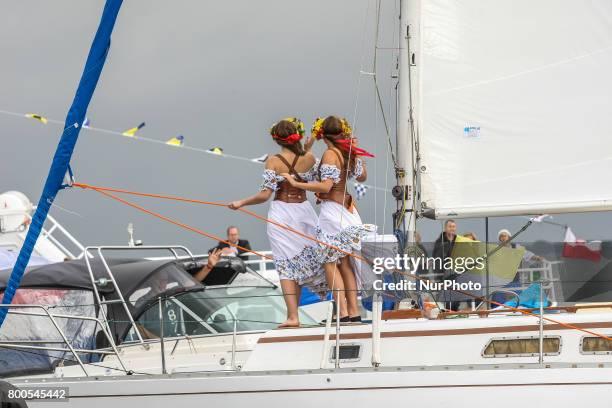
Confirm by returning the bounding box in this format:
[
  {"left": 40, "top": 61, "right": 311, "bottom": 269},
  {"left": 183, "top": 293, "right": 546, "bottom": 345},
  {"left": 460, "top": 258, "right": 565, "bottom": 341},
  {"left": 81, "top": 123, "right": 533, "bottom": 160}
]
[
  {"left": 372, "top": 0, "right": 421, "bottom": 368},
  {"left": 394, "top": 0, "right": 419, "bottom": 247},
  {"left": 0, "top": 0, "right": 124, "bottom": 329}
]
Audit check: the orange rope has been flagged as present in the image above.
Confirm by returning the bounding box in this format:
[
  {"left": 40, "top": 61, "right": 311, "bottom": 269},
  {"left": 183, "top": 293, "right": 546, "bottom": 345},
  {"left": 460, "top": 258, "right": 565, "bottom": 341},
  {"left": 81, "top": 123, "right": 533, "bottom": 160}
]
[
  {"left": 73, "top": 182, "right": 361, "bottom": 261},
  {"left": 80, "top": 185, "right": 273, "bottom": 261},
  {"left": 73, "top": 182, "right": 612, "bottom": 340},
  {"left": 398, "top": 271, "right": 612, "bottom": 341}
]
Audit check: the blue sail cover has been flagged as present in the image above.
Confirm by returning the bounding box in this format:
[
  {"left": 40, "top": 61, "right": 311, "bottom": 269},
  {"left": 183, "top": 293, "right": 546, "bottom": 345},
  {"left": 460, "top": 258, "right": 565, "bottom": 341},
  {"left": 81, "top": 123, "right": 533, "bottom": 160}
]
[{"left": 0, "top": 0, "right": 123, "bottom": 328}]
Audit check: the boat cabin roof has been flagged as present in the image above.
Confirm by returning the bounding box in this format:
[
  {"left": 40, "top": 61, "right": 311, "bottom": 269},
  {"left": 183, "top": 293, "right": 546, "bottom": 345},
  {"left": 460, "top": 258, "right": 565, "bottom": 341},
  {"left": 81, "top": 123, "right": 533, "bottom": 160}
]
[{"left": 0, "top": 258, "right": 201, "bottom": 297}]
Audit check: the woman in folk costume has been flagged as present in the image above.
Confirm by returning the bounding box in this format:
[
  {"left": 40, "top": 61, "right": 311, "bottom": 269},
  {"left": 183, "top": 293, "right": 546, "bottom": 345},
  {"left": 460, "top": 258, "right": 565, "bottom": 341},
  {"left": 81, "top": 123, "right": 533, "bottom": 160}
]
[
  {"left": 229, "top": 118, "right": 329, "bottom": 328},
  {"left": 282, "top": 116, "right": 374, "bottom": 322}
]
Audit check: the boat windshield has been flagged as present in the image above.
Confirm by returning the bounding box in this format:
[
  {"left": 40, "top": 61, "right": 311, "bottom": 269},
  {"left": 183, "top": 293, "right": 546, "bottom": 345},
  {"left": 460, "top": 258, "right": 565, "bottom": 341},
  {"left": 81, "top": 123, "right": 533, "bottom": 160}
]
[{"left": 125, "top": 286, "right": 318, "bottom": 341}]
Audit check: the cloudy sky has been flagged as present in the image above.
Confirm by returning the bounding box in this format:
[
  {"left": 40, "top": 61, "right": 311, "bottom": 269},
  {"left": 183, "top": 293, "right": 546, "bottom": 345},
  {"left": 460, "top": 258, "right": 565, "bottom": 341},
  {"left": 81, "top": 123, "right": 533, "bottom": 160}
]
[{"left": 1, "top": 0, "right": 609, "bottom": 254}]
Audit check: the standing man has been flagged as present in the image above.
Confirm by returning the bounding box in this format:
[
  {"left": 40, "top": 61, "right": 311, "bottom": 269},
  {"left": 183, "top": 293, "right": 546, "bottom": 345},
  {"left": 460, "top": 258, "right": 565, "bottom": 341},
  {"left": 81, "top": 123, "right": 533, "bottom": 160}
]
[
  {"left": 433, "top": 219, "right": 458, "bottom": 310},
  {"left": 210, "top": 226, "right": 252, "bottom": 261},
  {"left": 433, "top": 219, "right": 457, "bottom": 261}
]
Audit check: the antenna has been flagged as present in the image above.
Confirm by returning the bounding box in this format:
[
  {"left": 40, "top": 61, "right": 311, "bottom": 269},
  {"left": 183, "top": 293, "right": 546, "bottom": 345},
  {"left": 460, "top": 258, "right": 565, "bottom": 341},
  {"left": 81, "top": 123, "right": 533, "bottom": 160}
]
[{"left": 127, "top": 222, "right": 142, "bottom": 247}]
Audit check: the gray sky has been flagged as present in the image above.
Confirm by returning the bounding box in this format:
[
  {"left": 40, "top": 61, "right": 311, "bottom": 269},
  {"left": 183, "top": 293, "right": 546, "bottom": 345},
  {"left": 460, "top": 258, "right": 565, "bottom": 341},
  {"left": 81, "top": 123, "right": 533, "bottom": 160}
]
[{"left": 1, "top": 0, "right": 610, "bottom": 254}]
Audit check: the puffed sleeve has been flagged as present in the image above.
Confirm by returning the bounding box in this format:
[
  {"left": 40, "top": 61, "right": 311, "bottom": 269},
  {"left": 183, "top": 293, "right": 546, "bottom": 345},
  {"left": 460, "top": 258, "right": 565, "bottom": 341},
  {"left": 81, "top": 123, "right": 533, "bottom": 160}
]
[
  {"left": 351, "top": 158, "right": 364, "bottom": 179},
  {"left": 260, "top": 169, "right": 281, "bottom": 191},
  {"left": 301, "top": 158, "right": 321, "bottom": 182},
  {"left": 319, "top": 164, "right": 341, "bottom": 184}
]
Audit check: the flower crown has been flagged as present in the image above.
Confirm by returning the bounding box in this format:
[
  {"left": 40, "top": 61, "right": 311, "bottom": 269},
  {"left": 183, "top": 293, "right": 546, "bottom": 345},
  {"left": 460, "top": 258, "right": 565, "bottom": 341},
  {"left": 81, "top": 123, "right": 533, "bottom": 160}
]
[
  {"left": 312, "top": 116, "right": 374, "bottom": 158},
  {"left": 286, "top": 117, "right": 305, "bottom": 137},
  {"left": 269, "top": 117, "right": 305, "bottom": 145},
  {"left": 270, "top": 117, "right": 305, "bottom": 136},
  {"left": 311, "top": 117, "right": 352, "bottom": 140}
]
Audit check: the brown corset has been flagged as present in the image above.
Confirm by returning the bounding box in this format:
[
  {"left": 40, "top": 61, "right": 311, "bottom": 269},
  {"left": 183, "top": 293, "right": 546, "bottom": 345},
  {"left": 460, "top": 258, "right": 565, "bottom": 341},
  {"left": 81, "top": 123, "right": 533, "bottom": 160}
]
[
  {"left": 316, "top": 148, "right": 354, "bottom": 210},
  {"left": 273, "top": 154, "right": 307, "bottom": 203}
]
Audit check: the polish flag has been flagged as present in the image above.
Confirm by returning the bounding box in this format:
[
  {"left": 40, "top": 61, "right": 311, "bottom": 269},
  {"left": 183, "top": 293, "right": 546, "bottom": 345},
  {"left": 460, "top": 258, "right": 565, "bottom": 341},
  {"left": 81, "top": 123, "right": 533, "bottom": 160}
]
[{"left": 562, "top": 227, "right": 601, "bottom": 262}]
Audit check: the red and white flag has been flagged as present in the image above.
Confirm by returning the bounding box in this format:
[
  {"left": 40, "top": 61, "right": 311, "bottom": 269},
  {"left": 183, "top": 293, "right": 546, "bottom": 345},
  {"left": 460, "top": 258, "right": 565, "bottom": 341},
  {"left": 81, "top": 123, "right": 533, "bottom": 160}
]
[{"left": 562, "top": 227, "right": 601, "bottom": 262}]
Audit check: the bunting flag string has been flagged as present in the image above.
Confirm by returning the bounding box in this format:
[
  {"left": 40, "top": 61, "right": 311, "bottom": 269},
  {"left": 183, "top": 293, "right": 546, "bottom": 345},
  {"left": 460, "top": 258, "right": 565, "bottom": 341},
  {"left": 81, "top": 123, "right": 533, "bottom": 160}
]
[
  {"left": 0, "top": 107, "right": 389, "bottom": 192},
  {"left": 251, "top": 154, "right": 268, "bottom": 163}
]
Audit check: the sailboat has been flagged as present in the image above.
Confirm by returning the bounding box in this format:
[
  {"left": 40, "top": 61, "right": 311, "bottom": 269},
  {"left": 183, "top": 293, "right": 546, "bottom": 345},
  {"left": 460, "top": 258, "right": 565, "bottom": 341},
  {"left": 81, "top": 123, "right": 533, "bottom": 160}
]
[{"left": 2, "top": 0, "right": 612, "bottom": 406}]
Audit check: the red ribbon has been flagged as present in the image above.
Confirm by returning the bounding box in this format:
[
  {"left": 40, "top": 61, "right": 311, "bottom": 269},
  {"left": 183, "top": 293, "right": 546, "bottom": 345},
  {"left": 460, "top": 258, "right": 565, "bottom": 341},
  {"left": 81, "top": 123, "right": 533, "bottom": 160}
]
[
  {"left": 272, "top": 133, "right": 302, "bottom": 144},
  {"left": 335, "top": 138, "right": 375, "bottom": 158}
]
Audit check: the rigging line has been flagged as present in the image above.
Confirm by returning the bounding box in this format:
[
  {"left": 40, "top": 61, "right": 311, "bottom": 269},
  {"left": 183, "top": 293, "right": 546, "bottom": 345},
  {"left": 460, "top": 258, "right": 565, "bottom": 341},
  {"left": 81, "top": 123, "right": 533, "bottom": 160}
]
[
  {"left": 406, "top": 12, "right": 418, "bottom": 235},
  {"left": 351, "top": 0, "right": 373, "bottom": 130},
  {"left": 334, "top": 1, "right": 378, "bottom": 217},
  {"left": 485, "top": 219, "right": 534, "bottom": 260},
  {"left": 395, "top": 270, "right": 612, "bottom": 341},
  {"left": 372, "top": 0, "right": 397, "bottom": 168},
  {"left": 332, "top": 0, "right": 370, "bottom": 304},
  {"left": 238, "top": 207, "right": 357, "bottom": 261},
  {"left": 331, "top": 0, "right": 373, "bottom": 307},
  {"left": 373, "top": 34, "right": 378, "bottom": 231},
  {"left": 73, "top": 182, "right": 361, "bottom": 262},
  {"left": 379, "top": 0, "right": 399, "bottom": 248},
  {"left": 73, "top": 187, "right": 612, "bottom": 340},
  {"left": 521, "top": 216, "right": 568, "bottom": 229},
  {"left": 82, "top": 185, "right": 274, "bottom": 261},
  {"left": 49, "top": 201, "right": 84, "bottom": 218}
]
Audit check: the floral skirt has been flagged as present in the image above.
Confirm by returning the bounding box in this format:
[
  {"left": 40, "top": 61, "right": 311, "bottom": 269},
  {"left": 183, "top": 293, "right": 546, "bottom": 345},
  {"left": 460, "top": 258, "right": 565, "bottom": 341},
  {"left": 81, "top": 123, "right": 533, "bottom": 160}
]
[
  {"left": 317, "top": 200, "right": 370, "bottom": 265},
  {"left": 267, "top": 201, "right": 327, "bottom": 295}
]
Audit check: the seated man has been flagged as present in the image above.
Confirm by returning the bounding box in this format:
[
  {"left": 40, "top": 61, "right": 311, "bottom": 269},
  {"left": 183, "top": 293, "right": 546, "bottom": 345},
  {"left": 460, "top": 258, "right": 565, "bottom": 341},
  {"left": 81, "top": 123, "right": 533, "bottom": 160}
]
[
  {"left": 210, "top": 225, "right": 251, "bottom": 261},
  {"left": 193, "top": 248, "right": 222, "bottom": 282}
]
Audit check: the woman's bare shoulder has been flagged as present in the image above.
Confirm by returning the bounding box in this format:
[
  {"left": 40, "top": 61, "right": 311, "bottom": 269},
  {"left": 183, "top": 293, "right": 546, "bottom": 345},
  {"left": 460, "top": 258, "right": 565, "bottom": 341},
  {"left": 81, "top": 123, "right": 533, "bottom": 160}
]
[
  {"left": 264, "top": 154, "right": 280, "bottom": 170},
  {"left": 321, "top": 149, "right": 341, "bottom": 165},
  {"left": 302, "top": 151, "right": 317, "bottom": 165}
]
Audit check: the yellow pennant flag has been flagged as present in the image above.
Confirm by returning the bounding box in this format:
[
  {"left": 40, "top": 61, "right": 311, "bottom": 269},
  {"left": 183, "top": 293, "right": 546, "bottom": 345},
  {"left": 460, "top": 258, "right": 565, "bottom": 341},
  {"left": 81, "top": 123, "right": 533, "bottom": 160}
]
[
  {"left": 122, "top": 122, "right": 145, "bottom": 137},
  {"left": 25, "top": 113, "right": 48, "bottom": 124},
  {"left": 207, "top": 147, "right": 224, "bottom": 155},
  {"left": 166, "top": 135, "right": 184, "bottom": 146}
]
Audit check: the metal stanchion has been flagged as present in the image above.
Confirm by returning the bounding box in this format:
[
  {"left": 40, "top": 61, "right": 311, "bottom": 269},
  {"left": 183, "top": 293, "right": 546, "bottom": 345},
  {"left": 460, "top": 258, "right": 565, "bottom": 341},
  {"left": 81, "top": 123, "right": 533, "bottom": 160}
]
[
  {"left": 335, "top": 288, "right": 340, "bottom": 368},
  {"left": 231, "top": 318, "right": 238, "bottom": 370},
  {"left": 159, "top": 297, "right": 167, "bottom": 374},
  {"left": 538, "top": 281, "right": 544, "bottom": 365}
]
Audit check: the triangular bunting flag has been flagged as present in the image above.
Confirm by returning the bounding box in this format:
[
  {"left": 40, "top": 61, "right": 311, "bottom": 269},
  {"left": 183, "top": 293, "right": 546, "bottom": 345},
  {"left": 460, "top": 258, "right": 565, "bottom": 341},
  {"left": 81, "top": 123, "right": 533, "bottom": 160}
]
[{"left": 122, "top": 122, "right": 145, "bottom": 137}]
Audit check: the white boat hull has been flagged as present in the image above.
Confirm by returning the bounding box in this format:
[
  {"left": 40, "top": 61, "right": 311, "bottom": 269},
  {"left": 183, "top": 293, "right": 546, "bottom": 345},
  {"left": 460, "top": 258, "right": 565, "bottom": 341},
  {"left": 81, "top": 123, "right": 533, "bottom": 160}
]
[{"left": 12, "top": 364, "right": 612, "bottom": 407}]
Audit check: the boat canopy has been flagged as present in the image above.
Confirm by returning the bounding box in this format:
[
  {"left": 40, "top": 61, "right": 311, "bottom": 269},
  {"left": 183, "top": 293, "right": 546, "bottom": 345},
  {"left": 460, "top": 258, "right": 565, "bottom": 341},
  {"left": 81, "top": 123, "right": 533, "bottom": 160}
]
[{"left": 0, "top": 258, "right": 201, "bottom": 298}]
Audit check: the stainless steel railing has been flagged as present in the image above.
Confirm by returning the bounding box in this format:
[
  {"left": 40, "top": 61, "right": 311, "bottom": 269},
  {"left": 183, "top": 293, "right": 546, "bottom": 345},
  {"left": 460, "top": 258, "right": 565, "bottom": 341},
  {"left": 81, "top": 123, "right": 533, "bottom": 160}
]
[{"left": 0, "top": 304, "right": 128, "bottom": 376}]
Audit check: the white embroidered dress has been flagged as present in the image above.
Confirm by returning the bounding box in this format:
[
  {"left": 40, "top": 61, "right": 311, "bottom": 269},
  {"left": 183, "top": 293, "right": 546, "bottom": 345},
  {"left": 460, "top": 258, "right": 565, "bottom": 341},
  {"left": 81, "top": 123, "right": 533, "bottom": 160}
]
[
  {"left": 260, "top": 166, "right": 327, "bottom": 294},
  {"left": 317, "top": 158, "right": 369, "bottom": 263}
]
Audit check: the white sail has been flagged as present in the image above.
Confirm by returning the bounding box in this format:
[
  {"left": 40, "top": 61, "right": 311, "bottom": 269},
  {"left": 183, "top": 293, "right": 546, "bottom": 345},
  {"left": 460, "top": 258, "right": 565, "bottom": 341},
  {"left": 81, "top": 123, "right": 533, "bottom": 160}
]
[{"left": 416, "top": 0, "right": 612, "bottom": 218}]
